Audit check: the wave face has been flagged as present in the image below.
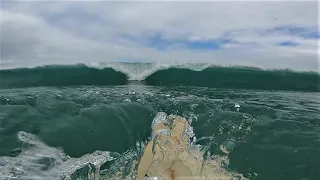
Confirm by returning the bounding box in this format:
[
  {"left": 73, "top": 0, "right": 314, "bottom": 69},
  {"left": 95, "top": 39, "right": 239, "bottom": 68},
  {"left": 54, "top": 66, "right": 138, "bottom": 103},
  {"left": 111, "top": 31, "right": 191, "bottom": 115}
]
[
  {"left": 145, "top": 67, "right": 320, "bottom": 92},
  {"left": 0, "top": 63, "right": 319, "bottom": 92},
  {"left": 0, "top": 64, "right": 128, "bottom": 88}
]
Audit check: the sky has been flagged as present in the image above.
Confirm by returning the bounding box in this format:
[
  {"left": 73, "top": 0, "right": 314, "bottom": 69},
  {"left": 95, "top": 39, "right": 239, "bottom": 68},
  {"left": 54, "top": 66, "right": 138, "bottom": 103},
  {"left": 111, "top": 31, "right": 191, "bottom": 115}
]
[{"left": 0, "top": 0, "right": 319, "bottom": 71}]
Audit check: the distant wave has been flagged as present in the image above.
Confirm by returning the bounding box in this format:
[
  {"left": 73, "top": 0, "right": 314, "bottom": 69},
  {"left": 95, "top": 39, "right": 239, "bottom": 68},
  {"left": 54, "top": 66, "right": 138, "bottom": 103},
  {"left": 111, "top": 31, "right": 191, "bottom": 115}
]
[
  {"left": 0, "top": 64, "right": 128, "bottom": 88},
  {"left": 0, "top": 63, "right": 319, "bottom": 92},
  {"left": 145, "top": 67, "right": 320, "bottom": 92}
]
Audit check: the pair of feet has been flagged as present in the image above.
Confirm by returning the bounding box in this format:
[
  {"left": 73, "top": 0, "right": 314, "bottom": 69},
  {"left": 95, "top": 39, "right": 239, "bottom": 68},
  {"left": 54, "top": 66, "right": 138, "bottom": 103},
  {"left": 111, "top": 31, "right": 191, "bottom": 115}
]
[
  {"left": 137, "top": 113, "right": 244, "bottom": 180},
  {"left": 137, "top": 114, "right": 200, "bottom": 179}
]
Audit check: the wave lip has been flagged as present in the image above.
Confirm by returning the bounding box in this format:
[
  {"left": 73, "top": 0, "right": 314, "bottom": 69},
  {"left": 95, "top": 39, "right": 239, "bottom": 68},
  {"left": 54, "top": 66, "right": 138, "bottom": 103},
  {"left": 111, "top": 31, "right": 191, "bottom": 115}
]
[{"left": 87, "top": 62, "right": 211, "bottom": 81}]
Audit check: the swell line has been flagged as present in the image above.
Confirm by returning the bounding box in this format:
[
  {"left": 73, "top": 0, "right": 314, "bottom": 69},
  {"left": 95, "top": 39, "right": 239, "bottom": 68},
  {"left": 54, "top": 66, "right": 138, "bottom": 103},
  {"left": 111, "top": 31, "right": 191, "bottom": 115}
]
[{"left": 0, "top": 63, "right": 319, "bottom": 92}]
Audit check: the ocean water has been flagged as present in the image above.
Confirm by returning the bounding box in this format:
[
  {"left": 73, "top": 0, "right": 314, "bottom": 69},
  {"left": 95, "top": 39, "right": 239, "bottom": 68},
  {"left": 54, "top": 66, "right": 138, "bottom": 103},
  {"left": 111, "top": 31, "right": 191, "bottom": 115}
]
[{"left": 0, "top": 63, "right": 319, "bottom": 180}]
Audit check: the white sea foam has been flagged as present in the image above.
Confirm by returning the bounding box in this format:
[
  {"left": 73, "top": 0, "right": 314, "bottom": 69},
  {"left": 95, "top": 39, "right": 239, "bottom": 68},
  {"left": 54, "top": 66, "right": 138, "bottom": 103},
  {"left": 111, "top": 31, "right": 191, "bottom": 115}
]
[
  {"left": 0, "top": 131, "right": 119, "bottom": 180},
  {"left": 86, "top": 62, "right": 211, "bottom": 80}
]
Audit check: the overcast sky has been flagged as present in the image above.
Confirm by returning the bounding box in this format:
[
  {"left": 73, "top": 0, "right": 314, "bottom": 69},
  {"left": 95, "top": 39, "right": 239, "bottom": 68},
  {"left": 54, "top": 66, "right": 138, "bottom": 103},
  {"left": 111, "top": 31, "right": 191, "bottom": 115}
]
[{"left": 0, "top": 0, "right": 319, "bottom": 71}]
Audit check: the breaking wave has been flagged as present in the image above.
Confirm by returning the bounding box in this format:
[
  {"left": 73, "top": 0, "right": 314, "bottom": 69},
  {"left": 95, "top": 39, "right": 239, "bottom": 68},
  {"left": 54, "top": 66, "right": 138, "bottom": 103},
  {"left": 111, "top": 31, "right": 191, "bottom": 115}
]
[{"left": 0, "top": 62, "right": 319, "bottom": 92}]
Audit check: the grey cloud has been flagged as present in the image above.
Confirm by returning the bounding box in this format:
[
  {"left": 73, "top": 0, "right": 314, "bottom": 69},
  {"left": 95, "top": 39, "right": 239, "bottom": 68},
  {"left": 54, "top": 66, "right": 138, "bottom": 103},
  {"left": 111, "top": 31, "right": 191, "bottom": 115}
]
[{"left": 0, "top": 1, "right": 319, "bottom": 71}]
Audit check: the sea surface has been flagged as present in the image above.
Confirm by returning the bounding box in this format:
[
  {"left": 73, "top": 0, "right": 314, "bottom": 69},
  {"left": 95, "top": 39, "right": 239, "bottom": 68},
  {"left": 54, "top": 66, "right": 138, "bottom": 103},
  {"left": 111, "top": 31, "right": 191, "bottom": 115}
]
[{"left": 0, "top": 63, "right": 319, "bottom": 180}]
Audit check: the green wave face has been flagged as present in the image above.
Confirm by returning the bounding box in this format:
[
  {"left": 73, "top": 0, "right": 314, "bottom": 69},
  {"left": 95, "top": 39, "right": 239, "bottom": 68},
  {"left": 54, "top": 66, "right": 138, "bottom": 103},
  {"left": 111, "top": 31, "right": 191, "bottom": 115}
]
[
  {"left": 1, "top": 63, "right": 319, "bottom": 92},
  {"left": 0, "top": 64, "right": 128, "bottom": 88},
  {"left": 145, "top": 67, "right": 320, "bottom": 92}
]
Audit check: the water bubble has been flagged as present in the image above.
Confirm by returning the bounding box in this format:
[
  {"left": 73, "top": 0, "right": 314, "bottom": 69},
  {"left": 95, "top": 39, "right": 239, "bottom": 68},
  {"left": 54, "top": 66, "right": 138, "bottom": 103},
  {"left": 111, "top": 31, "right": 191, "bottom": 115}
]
[
  {"left": 190, "top": 103, "right": 199, "bottom": 110},
  {"left": 235, "top": 104, "right": 240, "bottom": 112},
  {"left": 220, "top": 140, "right": 236, "bottom": 154},
  {"left": 123, "top": 98, "right": 131, "bottom": 103}
]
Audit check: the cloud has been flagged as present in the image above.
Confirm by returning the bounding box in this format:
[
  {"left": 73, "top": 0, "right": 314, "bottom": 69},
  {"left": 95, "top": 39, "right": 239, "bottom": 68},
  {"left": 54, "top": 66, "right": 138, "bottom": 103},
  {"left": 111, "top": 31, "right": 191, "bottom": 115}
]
[{"left": 0, "top": 1, "right": 319, "bottom": 71}]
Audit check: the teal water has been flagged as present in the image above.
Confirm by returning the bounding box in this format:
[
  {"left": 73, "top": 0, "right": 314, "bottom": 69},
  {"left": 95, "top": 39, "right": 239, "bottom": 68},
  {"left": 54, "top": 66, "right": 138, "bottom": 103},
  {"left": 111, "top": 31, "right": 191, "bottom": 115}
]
[{"left": 0, "top": 63, "right": 320, "bottom": 180}]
